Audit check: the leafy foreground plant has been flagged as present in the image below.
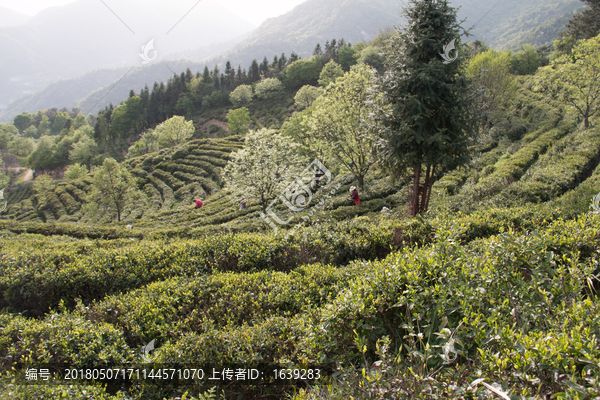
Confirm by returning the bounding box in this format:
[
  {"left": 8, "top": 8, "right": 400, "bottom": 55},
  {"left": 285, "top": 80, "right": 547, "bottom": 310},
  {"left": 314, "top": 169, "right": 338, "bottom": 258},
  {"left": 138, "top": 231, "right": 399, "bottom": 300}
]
[
  {"left": 1, "top": 213, "right": 599, "bottom": 399},
  {"left": 292, "top": 216, "right": 600, "bottom": 399}
]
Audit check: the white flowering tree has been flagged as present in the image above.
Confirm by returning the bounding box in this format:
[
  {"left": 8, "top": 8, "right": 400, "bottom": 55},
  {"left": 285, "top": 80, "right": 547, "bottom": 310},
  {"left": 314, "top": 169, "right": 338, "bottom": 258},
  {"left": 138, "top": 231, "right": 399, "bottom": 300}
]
[
  {"left": 156, "top": 116, "right": 195, "bottom": 148},
  {"left": 294, "top": 85, "right": 324, "bottom": 110},
  {"left": 304, "top": 66, "right": 377, "bottom": 187},
  {"left": 254, "top": 78, "right": 284, "bottom": 100},
  {"left": 223, "top": 129, "right": 301, "bottom": 212},
  {"left": 229, "top": 84, "right": 253, "bottom": 107}
]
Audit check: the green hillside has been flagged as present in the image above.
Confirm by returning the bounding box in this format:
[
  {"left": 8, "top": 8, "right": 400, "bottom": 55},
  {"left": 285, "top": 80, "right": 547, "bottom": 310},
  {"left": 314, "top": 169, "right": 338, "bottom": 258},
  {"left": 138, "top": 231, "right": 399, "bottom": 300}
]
[
  {"left": 2, "top": 1, "right": 600, "bottom": 399},
  {"left": 4, "top": 136, "right": 244, "bottom": 225},
  {"left": 457, "top": 0, "right": 583, "bottom": 49}
]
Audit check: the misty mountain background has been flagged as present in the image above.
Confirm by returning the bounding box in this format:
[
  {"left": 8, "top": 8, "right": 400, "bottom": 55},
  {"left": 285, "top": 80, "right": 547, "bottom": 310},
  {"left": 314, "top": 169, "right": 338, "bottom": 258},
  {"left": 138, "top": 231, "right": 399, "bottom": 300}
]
[
  {"left": 0, "top": 0, "right": 255, "bottom": 108},
  {"left": 0, "top": 0, "right": 585, "bottom": 122}
]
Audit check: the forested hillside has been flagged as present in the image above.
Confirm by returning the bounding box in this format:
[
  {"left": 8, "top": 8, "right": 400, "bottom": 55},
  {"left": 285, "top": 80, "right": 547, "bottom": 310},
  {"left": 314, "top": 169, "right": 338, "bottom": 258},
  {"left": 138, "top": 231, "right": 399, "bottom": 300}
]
[
  {"left": 1, "top": 0, "right": 600, "bottom": 399},
  {"left": 0, "top": 0, "right": 582, "bottom": 122}
]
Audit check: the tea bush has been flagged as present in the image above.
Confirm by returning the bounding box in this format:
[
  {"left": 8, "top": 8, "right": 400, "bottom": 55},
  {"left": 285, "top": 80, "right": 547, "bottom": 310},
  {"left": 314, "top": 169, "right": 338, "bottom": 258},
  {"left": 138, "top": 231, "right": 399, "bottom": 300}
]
[
  {"left": 292, "top": 215, "right": 600, "bottom": 399},
  {"left": 0, "top": 217, "right": 433, "bottom": 316},
  {"left": 85, "top": 263, "right": 365, "bottom": 347}
]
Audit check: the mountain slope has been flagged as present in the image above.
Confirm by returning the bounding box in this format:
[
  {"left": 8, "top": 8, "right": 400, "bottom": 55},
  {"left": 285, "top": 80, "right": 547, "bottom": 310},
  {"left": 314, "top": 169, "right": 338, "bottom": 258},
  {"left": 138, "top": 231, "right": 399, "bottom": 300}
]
[
  {"left": 0, "top": 0, "right": 582, "bottom": 122},
  {"left": 0, "top": 6, "right": 29, "bottom": 27},
  {"left": 215, "top": 0, "right": 582, "bottom": 67},
  {"left": 0, "top": 67, "right": 132, "bottom": 119},
  {"left": 0, "top": 60, "right": 208, "bottom": 122},
  {"left": 0, "top": 0, "right": 254, "bottom": 107},
  {"left": 214, "top": 0, "right": 405, "bottom": 67},
  {"left": 456, "top": 0, "right": 583, "bottom": 49},
  {"left": 4, "top": 84, "right": 600, "bottom": 232}
]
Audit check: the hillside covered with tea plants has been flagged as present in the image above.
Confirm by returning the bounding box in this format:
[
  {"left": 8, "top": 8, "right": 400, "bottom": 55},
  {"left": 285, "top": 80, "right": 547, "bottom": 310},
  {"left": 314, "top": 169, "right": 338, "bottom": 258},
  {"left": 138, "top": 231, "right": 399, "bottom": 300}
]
[{"left": 2, "top": 0, "right": 600, "bottom": 399}]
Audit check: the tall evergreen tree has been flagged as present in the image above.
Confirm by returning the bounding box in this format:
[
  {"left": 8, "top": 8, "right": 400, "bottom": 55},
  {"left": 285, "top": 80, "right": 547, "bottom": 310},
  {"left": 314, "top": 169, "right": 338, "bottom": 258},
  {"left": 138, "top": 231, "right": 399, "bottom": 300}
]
[
  {"left": 202, "top": 66, "right": 211, "bottom": 83},
  {"left": 289, "top": 52, "right": 299, "bottom": 63},
  {"left": 147, "top": 82, "right": 160, "bottom": 124},
  {"left": 140, "top": 84, "right": 150, "bottom": 109},
  {"left": 313, "top": 43, "right": 323, "bottom": 56},
  {"left": 279, "top": 53, "right": 288, "bottom": 69},
  {"left": 567, "top": 0, "right": 600, "bottom": 40},
  {"left": 260, "top": 56, "right": 270, "bottom": 76},
  {"left": 236, "top": 65, "right": 245, "bottom": 85},
  {"left": 94, "top": 112, "right": 110, "bottom": 142},
  {"left": 375, "top": 0, "right": 477, "bottom": 216},
  {"left": 324, "top": 39, "right": 338, "bottom": 62},
  {"left": 213, "top": 65, "right": 221, "bottom": 88},
  {"left": 249, "top": 59, "right": 261, "bottom": 82},
  {"left": 555, "top": 0, "right": 600, "bottom": 56},
  {"left": 156, "top": 83, "right": 166, "bottom": 121},
  {"left": 185, "top": 68, "right": 194, "bottom": 83},
  {"left": 105, "top": 103, "right": 114, "bottom": 122},
  {"left": 225, "top": 61, "right": 235, "bottom": 88}
]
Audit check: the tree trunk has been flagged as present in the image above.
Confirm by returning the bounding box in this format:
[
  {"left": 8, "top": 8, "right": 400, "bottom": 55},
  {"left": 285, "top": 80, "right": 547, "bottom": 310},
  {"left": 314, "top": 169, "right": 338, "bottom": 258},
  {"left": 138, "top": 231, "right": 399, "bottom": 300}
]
[
  {"left": 419, "top": 165, "right": 430, "bottom": 214},
  {"left": 411, "top": 164, "right": 421, "bottom": 216},
  {"left": 357, "top": 174, "right": 364, "bottom": 188},
  {"left": 424, "top": 165, "right": 435, "bottom": 212}
]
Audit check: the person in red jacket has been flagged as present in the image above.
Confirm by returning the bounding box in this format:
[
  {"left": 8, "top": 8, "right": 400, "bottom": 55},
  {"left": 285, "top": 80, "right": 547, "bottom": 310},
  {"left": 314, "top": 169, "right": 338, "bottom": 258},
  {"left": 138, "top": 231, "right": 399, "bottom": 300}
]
[
  {"left": 348, "top": 186, "right": 360, "bottom": 205},
  {"left": 194, "top": 199, "right": 203, "bottom": 208}
]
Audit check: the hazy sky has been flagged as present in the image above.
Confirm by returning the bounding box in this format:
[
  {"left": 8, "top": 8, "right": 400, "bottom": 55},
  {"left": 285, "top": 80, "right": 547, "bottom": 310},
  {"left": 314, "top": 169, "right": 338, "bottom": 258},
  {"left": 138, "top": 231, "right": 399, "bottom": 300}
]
[{"left": 0, "top": 0, "right": 307, "bottom": 26}]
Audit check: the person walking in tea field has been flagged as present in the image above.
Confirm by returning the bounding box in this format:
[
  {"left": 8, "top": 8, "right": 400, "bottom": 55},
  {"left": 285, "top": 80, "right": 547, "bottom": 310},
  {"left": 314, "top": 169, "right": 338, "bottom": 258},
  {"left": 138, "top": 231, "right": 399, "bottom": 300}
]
[
  {"left": 194, "top": 199, "right": 203, "bottom": 208},
  {"left": 348, "top": 186, "right": 360, "bottom": 205}
]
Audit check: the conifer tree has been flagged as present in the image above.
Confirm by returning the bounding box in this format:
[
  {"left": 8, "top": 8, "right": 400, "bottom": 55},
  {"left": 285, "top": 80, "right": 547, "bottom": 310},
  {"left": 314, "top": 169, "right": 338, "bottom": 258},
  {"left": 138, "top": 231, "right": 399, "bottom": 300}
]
[
  {"left": 279, "top": 53, "right": 288, "bottom": 69},
  {"left": 313, "top": 44, "right": 322, "bottom": 56},
  {"left": 202, "top": 66, "right": 211, "bottom": 83},
  {"left": 226, "top": 61, "right": 236, "bottom": 88},
  {"left": 236, "top": 66, "right": 245, "bottom": 85},
  {"left": 185, "top": 68, "right": 193, "bottom": 83},
  {"left": 249, "top": 59, "right": 261, "bottom": 82},
  {"left": 375, "top": 0, "right": 477, "bottom": 216},
  {"left": 260, "top": 57, "right": 270, "bottom": 76}
]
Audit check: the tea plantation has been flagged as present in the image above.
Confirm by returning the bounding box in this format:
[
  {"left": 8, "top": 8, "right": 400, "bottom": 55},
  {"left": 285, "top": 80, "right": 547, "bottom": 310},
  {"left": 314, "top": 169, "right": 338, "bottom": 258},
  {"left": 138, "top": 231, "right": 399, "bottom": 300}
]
[
  {"left": 2, "top": 5, "right": 600, "bottom": 397},
  {"left": 1, "top": 83, "right": 600, "bottom": 399}
]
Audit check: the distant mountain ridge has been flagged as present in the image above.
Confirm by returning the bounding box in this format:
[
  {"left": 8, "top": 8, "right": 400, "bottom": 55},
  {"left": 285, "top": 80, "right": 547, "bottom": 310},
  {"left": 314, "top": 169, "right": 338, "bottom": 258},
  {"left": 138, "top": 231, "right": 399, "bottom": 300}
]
[
  {"left": 214, "top": 0, "right": 582, "bottom": 67},
  {"left": 208, "top": 0, "right": 405, "bottom": 68},
  {"left": 0, "top": 0, "right": 255, "bottom": 108},
  {"left": 0, "top": 0, "right": 583, "bottom": 122},
  {"left": 455, "top": 0, "right": 584, "bottom": 49},
  {"left": 0, "top": 6, "right": 29, "bottom": 27}
]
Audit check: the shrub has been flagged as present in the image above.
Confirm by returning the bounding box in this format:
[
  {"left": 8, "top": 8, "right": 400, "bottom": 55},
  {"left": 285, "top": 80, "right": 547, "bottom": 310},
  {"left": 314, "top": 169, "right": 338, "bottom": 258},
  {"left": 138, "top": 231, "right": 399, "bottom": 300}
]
[
  {"left": 229, "top": 84, "right": 253, "bottom": 107},
  {"left": 294, "top": 85, "right": 323, "bottom": 110},
  {"left": 282, "top": 58, "right": 322, "bottom": 89},
  {"left": 254, "top": 78, "right": 284, "bottom": 100}
]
